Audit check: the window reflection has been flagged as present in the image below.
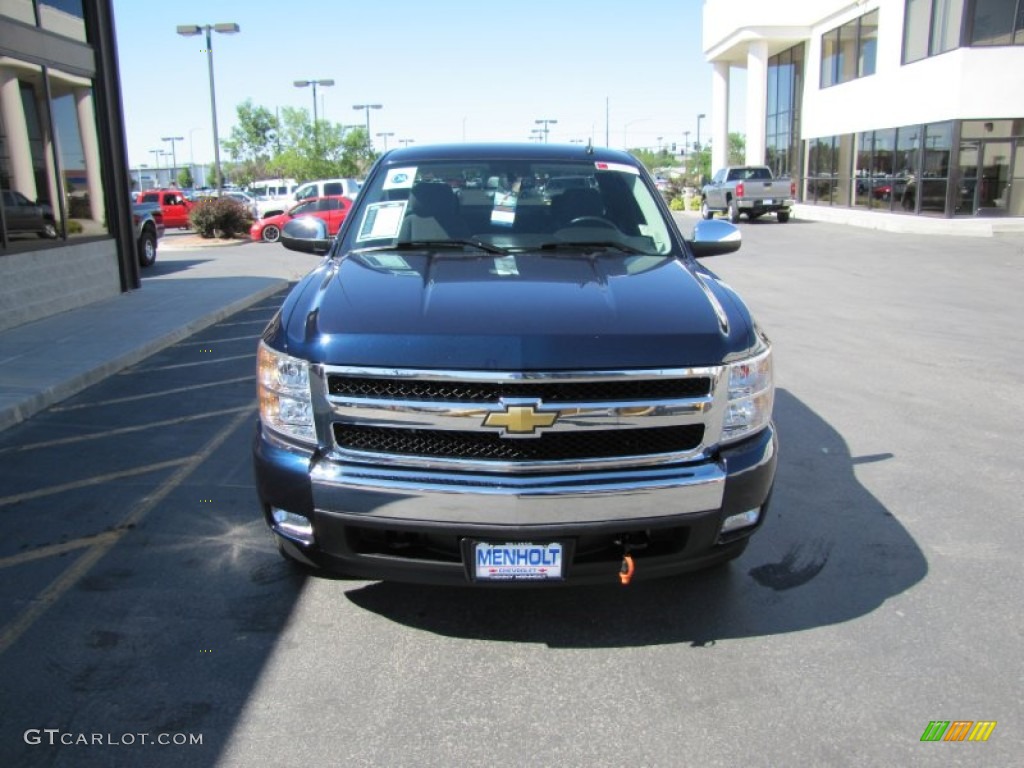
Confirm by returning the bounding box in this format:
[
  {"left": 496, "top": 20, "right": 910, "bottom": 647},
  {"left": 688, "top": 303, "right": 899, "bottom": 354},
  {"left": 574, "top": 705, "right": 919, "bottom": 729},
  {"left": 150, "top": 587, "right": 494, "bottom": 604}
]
[
  {"left": 1, "top": 57, "right": 106, "bottom": 249},
  {"left": 49, "top": 67, "right": 106, "bottom": 238}
]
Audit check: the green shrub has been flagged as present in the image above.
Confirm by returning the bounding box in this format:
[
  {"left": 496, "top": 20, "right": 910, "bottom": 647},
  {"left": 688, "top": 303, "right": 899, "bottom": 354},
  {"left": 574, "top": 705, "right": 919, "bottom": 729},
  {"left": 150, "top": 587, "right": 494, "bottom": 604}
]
[
  {"left": 687, "top": 195, "right": 702, "bottom": 211},
  {"left": 188, "top": 197, "right": 252, "bottom": 238},
  {"left": 669, "top": 197, "right": 686, "bottom": 211},
  {"left": 66, "top": 219, "right": 84, "bottom": 234}
]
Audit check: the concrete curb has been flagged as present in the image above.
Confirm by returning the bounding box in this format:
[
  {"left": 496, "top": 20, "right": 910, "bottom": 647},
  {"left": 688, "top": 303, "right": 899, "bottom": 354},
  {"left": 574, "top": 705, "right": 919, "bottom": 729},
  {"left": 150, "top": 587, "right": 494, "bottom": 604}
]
[{"left": 0, "top": 280, "right": 286, "bottom": 433}]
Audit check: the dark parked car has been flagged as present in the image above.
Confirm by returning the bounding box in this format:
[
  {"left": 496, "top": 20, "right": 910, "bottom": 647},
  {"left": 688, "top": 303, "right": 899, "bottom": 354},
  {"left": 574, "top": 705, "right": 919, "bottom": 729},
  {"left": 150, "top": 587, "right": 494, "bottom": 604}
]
[
  {"left": 2, "top": 189, "right": 58, "bottom": 238},
  {"left": 255, "top": 143, "right": 775, "bottom": 586}
]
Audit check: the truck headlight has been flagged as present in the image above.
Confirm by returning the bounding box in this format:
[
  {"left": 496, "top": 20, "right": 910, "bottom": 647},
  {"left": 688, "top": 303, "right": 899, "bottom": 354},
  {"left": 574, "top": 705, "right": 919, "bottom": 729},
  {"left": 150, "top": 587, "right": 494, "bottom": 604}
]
[
  {"left": 722, "top": 346, "right": 773, "bottom": 444},
  {"left": 258, "top": 342, "right": 315, "bottom": 444}
]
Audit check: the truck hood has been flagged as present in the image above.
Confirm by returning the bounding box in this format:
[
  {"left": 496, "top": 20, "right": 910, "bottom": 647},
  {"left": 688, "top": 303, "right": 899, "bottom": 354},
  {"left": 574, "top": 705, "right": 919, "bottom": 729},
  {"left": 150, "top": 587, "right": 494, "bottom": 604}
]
[{"left": 278, "top": 250, "right": 754, "bottom": 370}]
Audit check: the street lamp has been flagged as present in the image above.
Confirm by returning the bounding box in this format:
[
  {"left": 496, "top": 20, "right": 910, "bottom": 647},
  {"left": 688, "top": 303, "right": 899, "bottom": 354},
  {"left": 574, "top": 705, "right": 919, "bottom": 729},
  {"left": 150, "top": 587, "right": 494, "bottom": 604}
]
[
  {"left": 176, "top": 22, "right": 240, "bottom": 192},
  {"left": 535, "top": 118, "right": 557, "bottom": 143},
  {"left": 623, "top": 118, "right": 649, "bottom": 150},
  {"left": 352, "top": 103, "right": 383, "bottom": 148},
  {"left": 398, "top": 138, "right": 415, "bottom": 147},
  {"left": 376, "top": 131, "right": 394, "bottom": 151},
  {"left": 294, "top": 78, "right": 334, "bottom": 140},
  {"left": 696, "top": 113, "right": 706, "bottom": 152},
  {"left": 161, "top": 136, "right": 183, "bottom": 184}
]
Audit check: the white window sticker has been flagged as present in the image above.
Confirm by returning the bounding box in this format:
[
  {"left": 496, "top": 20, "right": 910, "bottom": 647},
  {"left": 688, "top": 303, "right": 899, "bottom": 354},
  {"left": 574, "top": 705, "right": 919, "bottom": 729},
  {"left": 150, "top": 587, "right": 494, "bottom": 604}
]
[
  {"left": 356, "top": 201, "right": 407, "bottom": 241},
  {"left": 594, "top": 161, "right": 640, "bottom": 175},
  {"left": 490, "top": 191, "right": 518, "bottom": 227},
  {"left": 383, "top": 167, "right": 417, "bottom": 190}
]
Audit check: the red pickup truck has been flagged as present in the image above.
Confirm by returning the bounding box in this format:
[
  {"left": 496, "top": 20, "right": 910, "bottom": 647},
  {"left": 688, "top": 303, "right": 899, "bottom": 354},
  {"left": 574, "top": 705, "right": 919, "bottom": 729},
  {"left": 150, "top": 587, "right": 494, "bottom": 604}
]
[{"left": 136, "top": 188, "right": 192, "bottom": 229}]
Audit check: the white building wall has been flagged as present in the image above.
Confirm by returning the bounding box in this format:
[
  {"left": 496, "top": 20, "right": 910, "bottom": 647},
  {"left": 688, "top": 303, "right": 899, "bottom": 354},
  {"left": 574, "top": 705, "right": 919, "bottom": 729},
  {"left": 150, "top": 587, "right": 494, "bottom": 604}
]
[
  {"left": 705, "top": 0, "right": 1024, "bottom": 142},
  {"left": 801, "top": 2, "right": 1024, "bottom": 139}
]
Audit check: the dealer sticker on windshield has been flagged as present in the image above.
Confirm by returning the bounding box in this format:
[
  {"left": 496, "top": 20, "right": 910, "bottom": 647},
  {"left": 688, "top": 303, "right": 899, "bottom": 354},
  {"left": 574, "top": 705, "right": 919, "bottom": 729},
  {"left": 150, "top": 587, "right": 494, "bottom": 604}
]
[{"left": 474, "top": 542, "right": 564, "bottom": 581}]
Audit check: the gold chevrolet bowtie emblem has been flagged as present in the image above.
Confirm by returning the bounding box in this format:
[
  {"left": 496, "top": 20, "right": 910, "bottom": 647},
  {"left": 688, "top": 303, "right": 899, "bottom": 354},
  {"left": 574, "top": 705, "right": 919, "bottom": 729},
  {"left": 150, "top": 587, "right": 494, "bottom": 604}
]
[{"left": 483, "top": 404, "right": 558, "bottom": 436}]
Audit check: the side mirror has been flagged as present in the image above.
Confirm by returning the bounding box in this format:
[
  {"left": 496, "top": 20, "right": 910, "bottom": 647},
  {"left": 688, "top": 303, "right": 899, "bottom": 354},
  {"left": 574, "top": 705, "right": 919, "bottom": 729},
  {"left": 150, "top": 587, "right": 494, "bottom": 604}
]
[
  {"left": 280, "top": 216, "right": 331, "bottom": 254},
  {"left": 690, "top": 219, "right": 741, "bottom": 258}
]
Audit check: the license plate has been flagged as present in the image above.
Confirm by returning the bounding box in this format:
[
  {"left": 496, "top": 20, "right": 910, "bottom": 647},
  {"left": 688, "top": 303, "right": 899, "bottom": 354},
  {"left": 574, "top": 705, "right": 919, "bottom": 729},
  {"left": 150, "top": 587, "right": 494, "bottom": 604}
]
[
  {"left": 473, "top": 542, "right": 564, "bottom": 581},
  {"left": 764, "top": 198, "right": 774, "bottom": 205}
]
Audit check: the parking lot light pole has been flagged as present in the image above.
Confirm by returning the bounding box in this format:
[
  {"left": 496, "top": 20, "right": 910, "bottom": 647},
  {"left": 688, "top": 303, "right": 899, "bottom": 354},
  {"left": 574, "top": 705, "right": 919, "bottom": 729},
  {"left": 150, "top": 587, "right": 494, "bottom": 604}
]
[
  {"left": 161, "top": 136, "right": 183, "bottom": 185},
  {"left": 376, "top": 132, "right": 394, "bottom": 152},
  {"left": 535, "top": 118, "right": 557, "bottom": 143},
  {"left": 294, "top": 79, "right": 334, "bottom": 143},
  {"left": 352, "top": 104, "right": 382, "bottom": 149},
  {"left": 696, "top": 113, "right": 706, "bottom": 152},
  {"left": 176, "top": 22, "right": 240, "bottom": 192}
]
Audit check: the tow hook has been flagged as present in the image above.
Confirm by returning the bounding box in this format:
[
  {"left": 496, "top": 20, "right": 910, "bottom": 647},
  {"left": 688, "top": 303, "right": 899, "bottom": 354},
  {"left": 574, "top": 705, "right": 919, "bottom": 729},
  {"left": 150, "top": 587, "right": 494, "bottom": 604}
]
[{"left": 615, "top": 533, "right": 648, "bottom": 586}]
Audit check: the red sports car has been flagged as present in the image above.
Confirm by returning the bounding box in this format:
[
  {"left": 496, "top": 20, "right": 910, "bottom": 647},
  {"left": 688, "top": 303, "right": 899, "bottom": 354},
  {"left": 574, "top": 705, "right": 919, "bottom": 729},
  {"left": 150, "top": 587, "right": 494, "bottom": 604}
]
[{"left": 250, "top": 195, "right": 352, "bottom": 243}]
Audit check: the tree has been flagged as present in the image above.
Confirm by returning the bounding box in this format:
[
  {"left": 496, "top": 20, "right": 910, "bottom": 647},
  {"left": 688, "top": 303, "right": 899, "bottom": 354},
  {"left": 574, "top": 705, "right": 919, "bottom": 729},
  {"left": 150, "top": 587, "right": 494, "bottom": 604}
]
[
  {"left": 177, "top": 167, "right": 193, "bottom": 189},
  {"left": 221, "top": 99, "right": 280, "bottom": 186},
  {"left": 628, "top": 148, "right": 680, "bottom": 175},
  {"left": 728, "top": 132, "right": 746, "bottom": 165}
]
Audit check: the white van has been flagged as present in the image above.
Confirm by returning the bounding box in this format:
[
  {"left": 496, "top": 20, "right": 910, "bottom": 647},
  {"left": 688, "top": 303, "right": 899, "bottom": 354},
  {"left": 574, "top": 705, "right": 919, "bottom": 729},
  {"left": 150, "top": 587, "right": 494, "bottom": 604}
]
[
  {"left": 294, "top": 178, "right": 362, "bottom": 203},
  {"left": 249, "top": 178, "right": 298, "bottom": 217}
]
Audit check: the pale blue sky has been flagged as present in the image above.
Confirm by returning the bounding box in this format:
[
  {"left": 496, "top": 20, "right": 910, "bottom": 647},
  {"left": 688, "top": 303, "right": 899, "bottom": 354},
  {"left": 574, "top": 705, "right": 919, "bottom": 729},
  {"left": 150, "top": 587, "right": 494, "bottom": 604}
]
[{"left": 112, "top": 0, "right": 731, "bottom": 168}]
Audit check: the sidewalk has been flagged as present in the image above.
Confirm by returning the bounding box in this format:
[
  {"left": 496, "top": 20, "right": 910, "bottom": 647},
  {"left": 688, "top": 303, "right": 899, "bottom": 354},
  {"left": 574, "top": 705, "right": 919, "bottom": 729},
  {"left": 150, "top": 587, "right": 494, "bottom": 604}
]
[{"left": 0, "top": 236, "right": 320, "bottom": 433}]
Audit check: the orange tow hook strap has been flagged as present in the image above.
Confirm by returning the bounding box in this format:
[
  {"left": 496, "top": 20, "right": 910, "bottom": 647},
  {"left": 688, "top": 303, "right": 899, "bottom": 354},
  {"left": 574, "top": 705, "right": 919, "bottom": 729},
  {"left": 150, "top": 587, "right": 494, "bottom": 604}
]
[{"left": 619, "top": 554, "right": 635, "bottom": 586}]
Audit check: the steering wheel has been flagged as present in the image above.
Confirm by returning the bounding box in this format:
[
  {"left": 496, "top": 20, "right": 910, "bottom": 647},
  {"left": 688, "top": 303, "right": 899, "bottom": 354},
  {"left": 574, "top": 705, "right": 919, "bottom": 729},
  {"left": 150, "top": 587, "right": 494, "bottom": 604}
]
[{"left": 568, "top": 216, "right": 617, "bottom": 229}]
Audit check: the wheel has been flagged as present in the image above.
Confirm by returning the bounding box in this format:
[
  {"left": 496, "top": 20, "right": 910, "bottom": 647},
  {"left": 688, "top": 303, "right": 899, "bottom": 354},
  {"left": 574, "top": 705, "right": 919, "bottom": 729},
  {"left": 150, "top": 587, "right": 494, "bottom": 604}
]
[
  {"left": 137, "top": 229, "right": 157, "bottom": 267},
  {"left": 776, "top": 210, "right": 790, "bottom": 223},
  {"left": 568, "top": 216, "right": 617, "bottom": 229},
  {"left": 700, "top": 199, "right": 714, "bottom": 220},
  {"left": 39, "top": 221, "right": 58, "bottom": 239},
  {"left": 728, "top": 200, "right": 741, "bottom": 223},
  {"left": 261, "top": 224, "right": 281, "bottom": 243}
]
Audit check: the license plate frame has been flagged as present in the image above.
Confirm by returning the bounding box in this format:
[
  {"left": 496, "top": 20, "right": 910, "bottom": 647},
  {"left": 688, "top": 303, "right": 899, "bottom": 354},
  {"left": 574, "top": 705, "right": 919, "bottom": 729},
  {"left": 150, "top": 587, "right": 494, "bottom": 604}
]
[
  {"left": 763, "top": 198, "right": 774, "bottom": 205},
  {"left": 464, "top": 540, "right": 569, "bottom": 582}
]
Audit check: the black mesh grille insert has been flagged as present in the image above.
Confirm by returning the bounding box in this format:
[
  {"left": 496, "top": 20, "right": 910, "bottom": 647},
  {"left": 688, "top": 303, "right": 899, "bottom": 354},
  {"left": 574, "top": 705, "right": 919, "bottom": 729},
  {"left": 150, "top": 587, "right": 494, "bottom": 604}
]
[
  {"left": 333, "top": 424, "right": 704, "bottom": 462},
  {"left": 328, "top": 376, "right": 711, "bottom": 402}
]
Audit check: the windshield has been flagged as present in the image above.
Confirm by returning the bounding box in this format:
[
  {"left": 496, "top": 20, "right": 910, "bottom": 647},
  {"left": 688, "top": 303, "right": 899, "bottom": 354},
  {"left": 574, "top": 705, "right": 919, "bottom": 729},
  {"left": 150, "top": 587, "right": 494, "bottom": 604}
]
[{"left": 340, "top": 157, "right": 676, "bottom": 256}]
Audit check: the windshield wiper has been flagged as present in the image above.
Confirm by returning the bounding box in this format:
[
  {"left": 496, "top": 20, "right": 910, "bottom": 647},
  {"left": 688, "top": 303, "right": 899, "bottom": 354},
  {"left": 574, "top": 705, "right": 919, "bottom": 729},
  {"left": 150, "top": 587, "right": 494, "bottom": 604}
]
[
  {"left": 537, "top": 241, "right": 648, "bottom": 255},
  {"left": 351, "top": 239, "right": 509, "bottom": 255}
]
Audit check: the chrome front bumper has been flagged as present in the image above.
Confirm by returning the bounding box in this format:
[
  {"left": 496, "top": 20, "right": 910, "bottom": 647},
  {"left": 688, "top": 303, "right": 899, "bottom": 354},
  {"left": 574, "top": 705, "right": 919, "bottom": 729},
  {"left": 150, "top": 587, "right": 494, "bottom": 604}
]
[{"left": 308, "top": 459, "right": 727, "bottom": 527}]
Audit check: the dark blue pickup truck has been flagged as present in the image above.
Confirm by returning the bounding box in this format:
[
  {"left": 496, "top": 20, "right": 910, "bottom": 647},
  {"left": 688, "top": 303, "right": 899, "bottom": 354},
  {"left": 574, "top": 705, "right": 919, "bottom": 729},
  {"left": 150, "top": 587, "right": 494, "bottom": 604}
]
[{"left": 253, "top": 143, "right": 776, "bottom": 586}]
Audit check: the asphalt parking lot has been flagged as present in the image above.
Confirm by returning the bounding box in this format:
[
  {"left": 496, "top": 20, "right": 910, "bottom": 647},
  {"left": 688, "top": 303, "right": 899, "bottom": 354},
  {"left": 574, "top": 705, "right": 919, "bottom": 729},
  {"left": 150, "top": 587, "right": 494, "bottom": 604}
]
[{"left": 0, "top": 221, "right": 1022, "bottom": 767}]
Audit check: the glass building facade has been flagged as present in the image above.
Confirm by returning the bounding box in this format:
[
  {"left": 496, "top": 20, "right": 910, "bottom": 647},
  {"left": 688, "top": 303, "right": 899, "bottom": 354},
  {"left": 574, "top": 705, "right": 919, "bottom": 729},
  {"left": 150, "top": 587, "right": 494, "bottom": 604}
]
[{"left": 0, "top": 0, "right": 136, "bottom": 331}]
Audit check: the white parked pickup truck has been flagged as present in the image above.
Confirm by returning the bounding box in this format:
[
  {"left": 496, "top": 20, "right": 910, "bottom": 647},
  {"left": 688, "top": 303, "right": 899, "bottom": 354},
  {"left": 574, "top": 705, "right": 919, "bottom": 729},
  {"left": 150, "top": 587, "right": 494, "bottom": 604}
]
[{"left": 701, "top": 166, "right": 795, "bottom": 223}]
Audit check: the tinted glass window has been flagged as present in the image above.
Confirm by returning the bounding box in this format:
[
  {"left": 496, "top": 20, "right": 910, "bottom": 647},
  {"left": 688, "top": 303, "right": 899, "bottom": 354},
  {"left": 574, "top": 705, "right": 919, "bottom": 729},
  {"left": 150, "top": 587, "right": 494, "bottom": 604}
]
[
  {"left": 343, "top": 157, "right": 674, "bottom": 256},
  {"left": 324, "top": 182, "right": 342, "bottom": 196}
]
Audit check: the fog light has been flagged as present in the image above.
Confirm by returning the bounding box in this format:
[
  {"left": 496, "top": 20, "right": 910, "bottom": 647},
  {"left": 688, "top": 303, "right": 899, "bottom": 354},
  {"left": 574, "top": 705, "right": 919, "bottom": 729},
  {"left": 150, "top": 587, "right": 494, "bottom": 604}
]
[
  {"left": 271, "top": 508, "right": 314, "bottom": 545},
  {"left": 721, "top": 507, "right": 761, "bottom": 534}
]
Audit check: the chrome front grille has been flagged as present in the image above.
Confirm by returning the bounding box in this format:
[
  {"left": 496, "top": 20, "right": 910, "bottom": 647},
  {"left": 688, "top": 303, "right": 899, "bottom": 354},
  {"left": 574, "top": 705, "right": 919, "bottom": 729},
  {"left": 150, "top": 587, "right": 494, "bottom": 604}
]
[{"left": 316, "top": 366, "right": 726, "bottom": 473}]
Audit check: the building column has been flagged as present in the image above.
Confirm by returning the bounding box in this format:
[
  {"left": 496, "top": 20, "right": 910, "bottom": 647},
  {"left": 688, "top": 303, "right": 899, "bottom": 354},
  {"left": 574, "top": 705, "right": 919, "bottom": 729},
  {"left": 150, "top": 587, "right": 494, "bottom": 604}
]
[
  {"left": 711, "top": 60, "right": 729, "bottom": 173},
  {"left": 0, "top": 67, "right": 37, "bottom": 200},
  {"left": 35, "top": 87, "right": 61, "bottom": 219},
  {"left": 745, "top": 39, "right": 769, "bottom": 166},
  {"left": 75, "top": 86, "right": 104, "bottom": 223}
]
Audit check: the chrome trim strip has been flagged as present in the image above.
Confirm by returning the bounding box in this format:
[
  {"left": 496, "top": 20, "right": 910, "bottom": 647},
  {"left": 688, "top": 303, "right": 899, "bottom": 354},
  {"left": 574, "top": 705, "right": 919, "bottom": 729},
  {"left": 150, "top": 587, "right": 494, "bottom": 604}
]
[
  {"left": 321, "top": 365, "right": 723, "bottom": 383},
  {"left": 326, "top": 399, "right": 712, "bottom": 431}
]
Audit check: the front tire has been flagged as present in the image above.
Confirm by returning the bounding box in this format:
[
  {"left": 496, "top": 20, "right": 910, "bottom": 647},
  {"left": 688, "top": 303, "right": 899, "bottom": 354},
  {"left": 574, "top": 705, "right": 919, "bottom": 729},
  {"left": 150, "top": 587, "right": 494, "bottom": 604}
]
[
  {"left": 137, "top": 229, "right": 157, "bottom": 266},
  {"left": 261, "top": 224, "right": 281, "bottom": 243},
  {"left": 700, "top": 198, "right": 714, "bottom": 220},
  {"left": 776, "top": 210, "right": 790, "bottom": 223},
  {"left": 40, "top": 221, "right": 58, "bottom": 239}
]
